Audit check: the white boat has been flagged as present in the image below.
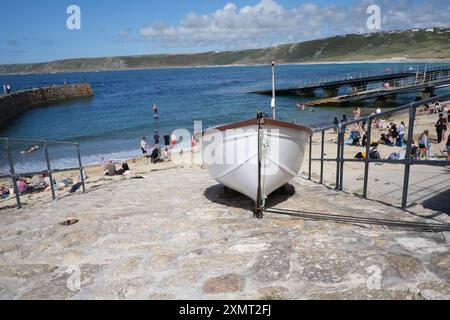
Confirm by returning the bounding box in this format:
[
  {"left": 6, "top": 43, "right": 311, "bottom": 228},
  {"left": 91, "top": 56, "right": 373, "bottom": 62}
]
[{"left": 199, "top": 113, "right": 312, "bottom": 214}]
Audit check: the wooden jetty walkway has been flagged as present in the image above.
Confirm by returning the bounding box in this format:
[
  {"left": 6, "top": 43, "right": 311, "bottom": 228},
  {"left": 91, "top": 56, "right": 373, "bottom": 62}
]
[{"left": 252, "top": 64, "right": 450, "bottom": 106}]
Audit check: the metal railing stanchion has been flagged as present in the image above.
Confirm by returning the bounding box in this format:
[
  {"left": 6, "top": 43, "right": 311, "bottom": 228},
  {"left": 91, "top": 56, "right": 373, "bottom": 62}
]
[
  {"left": 44, "top": 142, "right": 56, "bottom": 200},
  {"left": 401, "top": 106, "right": 416, "bottom": 209},
  {"left": 5, "top": 138, "right": 21, "bottom": 209}
]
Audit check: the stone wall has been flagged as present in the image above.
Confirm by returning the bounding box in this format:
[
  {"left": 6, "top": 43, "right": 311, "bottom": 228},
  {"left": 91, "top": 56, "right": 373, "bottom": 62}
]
[{"left": 0, "top": 83, "right": 94, "bottom": 131}]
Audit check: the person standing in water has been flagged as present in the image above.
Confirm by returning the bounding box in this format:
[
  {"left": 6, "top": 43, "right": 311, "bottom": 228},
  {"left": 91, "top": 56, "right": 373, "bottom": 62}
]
[
  {"left": 152, "top": 104, "right": 159, "bottom": 119},
  {"left": 163, "top": 132, "right": 171, "bottom": 148}
]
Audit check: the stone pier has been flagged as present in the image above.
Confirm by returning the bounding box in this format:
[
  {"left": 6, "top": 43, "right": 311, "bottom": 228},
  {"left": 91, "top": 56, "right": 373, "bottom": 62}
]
[{"left": 0, "top": 83, "right": 94, "bottom": 131}]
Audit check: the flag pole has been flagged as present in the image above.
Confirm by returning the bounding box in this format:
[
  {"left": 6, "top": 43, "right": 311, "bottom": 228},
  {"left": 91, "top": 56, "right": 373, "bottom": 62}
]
[{"left": 271, "top": 61, "right": 276, "bottom": 120}]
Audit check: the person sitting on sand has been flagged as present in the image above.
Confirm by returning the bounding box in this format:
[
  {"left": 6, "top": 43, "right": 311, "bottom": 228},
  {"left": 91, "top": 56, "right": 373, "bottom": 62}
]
[
  {"left": 150, "top": 147, "right": 162, "bottom": 164},
  {"left": 162, "top": 147, "right": 170, "bottom": 162},
  {"left": 346, "top": 128, "right": 361, "bottom": 146},
  {"left": 418, "top": 130, "right": 430, "bottom": 159},
  {"left": 410, "top": 140, "right": 419, "bottom": 160},
  {"left": 16, "top": 178, "right": 29, "bottom": 194},
  {"left": 105, "top": 161, "right": 117, "bottom": 176},
  {"left": 116, "top": 163, "right": 130, "bottom": 176},
  {"left": 380, "top": 133, "right": 393, "bottom": 146},
  {"left": 369, "top": 144, "right": 381, "bottom": 160}
]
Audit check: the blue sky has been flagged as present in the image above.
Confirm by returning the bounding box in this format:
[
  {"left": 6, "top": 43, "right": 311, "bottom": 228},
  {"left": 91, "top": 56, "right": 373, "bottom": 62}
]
[{"left": 0, "top": 0, "right": 448, "bottom": 64}]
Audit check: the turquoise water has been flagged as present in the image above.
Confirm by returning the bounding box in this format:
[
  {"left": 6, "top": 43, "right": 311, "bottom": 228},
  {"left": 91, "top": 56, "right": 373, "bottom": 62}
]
[{"left": 1, "top": 62, "right": 448, "bottom": 174}]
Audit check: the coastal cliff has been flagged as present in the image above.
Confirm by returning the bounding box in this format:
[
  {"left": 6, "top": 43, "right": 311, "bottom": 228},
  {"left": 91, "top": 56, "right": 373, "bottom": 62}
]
[{"left": 0, "top": 83, "right": 94, "bottom": 131}]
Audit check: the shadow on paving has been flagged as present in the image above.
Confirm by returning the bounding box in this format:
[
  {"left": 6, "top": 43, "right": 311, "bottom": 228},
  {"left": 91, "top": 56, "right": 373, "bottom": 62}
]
[
  {"left": 204, "top": 183, "right": 296, "bottom": 211},
  {"left": 422, "top": 188, "right": 450, "bottom": 215}
]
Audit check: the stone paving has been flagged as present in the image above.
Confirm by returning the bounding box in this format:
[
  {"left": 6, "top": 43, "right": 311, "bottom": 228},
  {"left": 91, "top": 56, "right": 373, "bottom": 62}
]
[{"left": 0, "top": 166, "right": 448, "bottom": 300}]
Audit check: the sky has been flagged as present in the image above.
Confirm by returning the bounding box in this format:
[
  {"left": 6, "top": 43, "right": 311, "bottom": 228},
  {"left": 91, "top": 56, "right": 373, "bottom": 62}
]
[{"left": 0, "top": 0, "right": 449, "bottom": 64}]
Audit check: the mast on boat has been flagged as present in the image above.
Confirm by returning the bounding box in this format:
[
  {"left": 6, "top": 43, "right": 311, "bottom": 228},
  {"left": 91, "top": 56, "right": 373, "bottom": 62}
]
[{"left": 271, "top": 61, "right": 276, "bottom": 120}]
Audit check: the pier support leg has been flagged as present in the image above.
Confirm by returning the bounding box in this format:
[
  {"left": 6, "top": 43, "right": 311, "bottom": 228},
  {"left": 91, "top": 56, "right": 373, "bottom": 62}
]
[
  {"left": 421, "top": 87, "right": 435, "bottom": 99},
  {"left": 299, "top": 89, "right": 316, "bottom": 97},
  {"left": 386, "top": 94, "right": 397, "bottom": 102},
  {"left": 375, "top": 96, "right": 386, "bottom": 108},
  {"left": 324, "top": 87, "right": 339, "bottom": 98}
]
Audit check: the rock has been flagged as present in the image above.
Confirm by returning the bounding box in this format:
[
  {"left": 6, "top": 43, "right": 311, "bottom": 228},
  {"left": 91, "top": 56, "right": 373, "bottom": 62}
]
[
  {"left": 386, "top": 255, "right": 424, "bottom": 279},
  {"left": 258, "top": 286, "right": 289, "bottom": 300},
  {"left": 0, "top": 264, "right": 58, "bottom": 280},
  {"left": 203, "top": 274, "right": 243, "bottom": 294},
  {"left": 251, "top": 249, "right": 290, "bottom": 282},
  {"left": 300, "top": 250, "right": 356, "bottom": 284},
  {"left": 431, "top": 253, "right": 450, "bottom": 273}
]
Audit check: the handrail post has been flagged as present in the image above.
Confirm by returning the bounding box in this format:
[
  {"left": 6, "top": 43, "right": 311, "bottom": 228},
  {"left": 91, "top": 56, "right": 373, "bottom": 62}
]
[
  {"left": 5, "top": 138, "right": 21, "bottom": 209},
  {"left": 308, "top": 135, "right": 312, "bottom": 180},
  {"left": 335, "top": 124, "right": 341, "bottom": 190},
  {"left": 320, "top": 130, "right": 325, "bottom": 184},
  {"left": 339, "top": 124, "right": 346, "bottom": 191},
  {"left": 363, "top": 118, "right": 372, "bottom": 198},
  {"left": 401, "top": 106, "right": 416, "bottom": 209},
  {"left": 76, "top": 143, "right": 86, "bottom": 193},
  {"left": 44, "top": 142, "right": 56, "bottom": 200}
]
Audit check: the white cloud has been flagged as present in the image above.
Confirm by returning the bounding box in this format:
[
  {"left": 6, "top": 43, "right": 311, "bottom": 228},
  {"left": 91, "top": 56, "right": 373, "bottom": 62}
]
[{"left": 136, "top": 0, "right": 450, "bottom": 50}]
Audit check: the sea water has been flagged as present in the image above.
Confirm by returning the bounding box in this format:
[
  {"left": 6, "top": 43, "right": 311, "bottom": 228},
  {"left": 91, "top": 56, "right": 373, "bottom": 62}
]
[{"left": 0, "top": 62, "right": 448, "bottom": 174}]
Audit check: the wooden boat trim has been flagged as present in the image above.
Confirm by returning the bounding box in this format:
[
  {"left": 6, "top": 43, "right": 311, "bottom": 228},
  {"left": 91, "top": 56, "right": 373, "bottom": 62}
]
[{"left": 204, "top": 118, "right": 313, "bottom": 136}]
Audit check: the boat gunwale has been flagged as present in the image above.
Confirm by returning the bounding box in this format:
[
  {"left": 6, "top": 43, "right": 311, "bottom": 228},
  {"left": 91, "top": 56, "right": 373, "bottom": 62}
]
[{"left": 203, "top": 118, "right": 313, "bottom": 136}]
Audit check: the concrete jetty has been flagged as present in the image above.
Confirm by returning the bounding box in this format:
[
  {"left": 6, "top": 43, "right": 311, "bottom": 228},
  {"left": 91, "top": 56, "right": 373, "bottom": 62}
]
[{"left": 0, "top": 83, "right": 94, "bottom": 131}]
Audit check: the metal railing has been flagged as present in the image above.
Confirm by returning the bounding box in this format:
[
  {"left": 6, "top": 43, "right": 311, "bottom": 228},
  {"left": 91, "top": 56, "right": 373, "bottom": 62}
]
[
  {"left": 1, "top": 137, "right": 85, "bottom": 209},
  {"left": 295, "top": 63, "right": 450, "bottom": 89},
  {"left": 306, "top": 92, "right": 450, "bottom": 209},
  {"left": 344, "top": 68, "right": 450, "bottom": 95}
]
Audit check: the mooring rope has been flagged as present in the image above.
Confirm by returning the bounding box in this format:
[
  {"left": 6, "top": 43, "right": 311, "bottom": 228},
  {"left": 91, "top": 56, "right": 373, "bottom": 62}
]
[{"left": 264, "top": 207, "right": 450, "bottom": 232}]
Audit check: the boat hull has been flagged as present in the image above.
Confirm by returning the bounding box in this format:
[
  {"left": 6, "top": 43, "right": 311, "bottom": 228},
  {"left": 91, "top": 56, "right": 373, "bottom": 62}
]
[{"left": 201, "top": 118, "right": 312, "bottom": 203}]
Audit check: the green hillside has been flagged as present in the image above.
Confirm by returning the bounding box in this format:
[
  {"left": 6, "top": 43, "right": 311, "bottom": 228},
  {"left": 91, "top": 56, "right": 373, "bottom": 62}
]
[{"left": 1, "top": 28, "right": 450, "bottom": 74}]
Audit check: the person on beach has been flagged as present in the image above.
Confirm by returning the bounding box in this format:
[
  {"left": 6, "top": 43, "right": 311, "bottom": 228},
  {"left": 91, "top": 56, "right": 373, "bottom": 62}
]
[
  {"left": 6, "top": 84, "right": 11, "bottom": 94},
  {"left": 162, "top": 147, "right": 171, "bottom": 162},
  {"left": 153, "top": 131, "right": 160, "bottom": 148},
  {"left": 369, "top": 144, "right": 381, "bottom": 160},
  {"left": 150, "top": 147, "right": 162, "bottom": 164},
  {"left": 436, "top": 113, "right": 447, "bottom": 144},
  {"left": 171, "top": 133, "right": 177, "bottom": 146},
  {"left": 398, "top": 121, "right": 406, "bottom": 147},
  {"left": 105, "top": 161, "right": 117, "bottom": 176},
  {"left": 163, "top": 132, "right": 171, "bottom": 147},
  {"left": 332, "top": 117, "right": 339, "bottom": 133},
  {"left": 418, "top": 130, "right": 430, "bottom": 159},
  {"left": 152, "top": 104, "right": 159, "bottom": 119},
  {"left": 446, "top": 135, "right": 450, "bottom": 161},
  {"left": 353, "top": 107, "right": 361, "bottom": 123},
  {"left": 100, "top": 157, "right": 109, "bottom": 170},
  {"left": 140, "top": 137, "right": 148, "bottom": 158},
  {"left": 2, "top": 84, "right": 6, "bottom": 94},
  {"left": 116, "top": 163, "right": 130, "bottom": 176},
  {"left": 380, "top": 133, "right": 393, "bottom": 146},
  {"left": 341, "top": 115, "right": 348, "bottom": 125}
]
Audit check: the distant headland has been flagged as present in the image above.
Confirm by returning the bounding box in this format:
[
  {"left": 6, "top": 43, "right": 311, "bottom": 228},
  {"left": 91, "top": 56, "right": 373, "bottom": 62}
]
[{"left": 1, "top": 28, "right": 450, "bottom": 75}]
